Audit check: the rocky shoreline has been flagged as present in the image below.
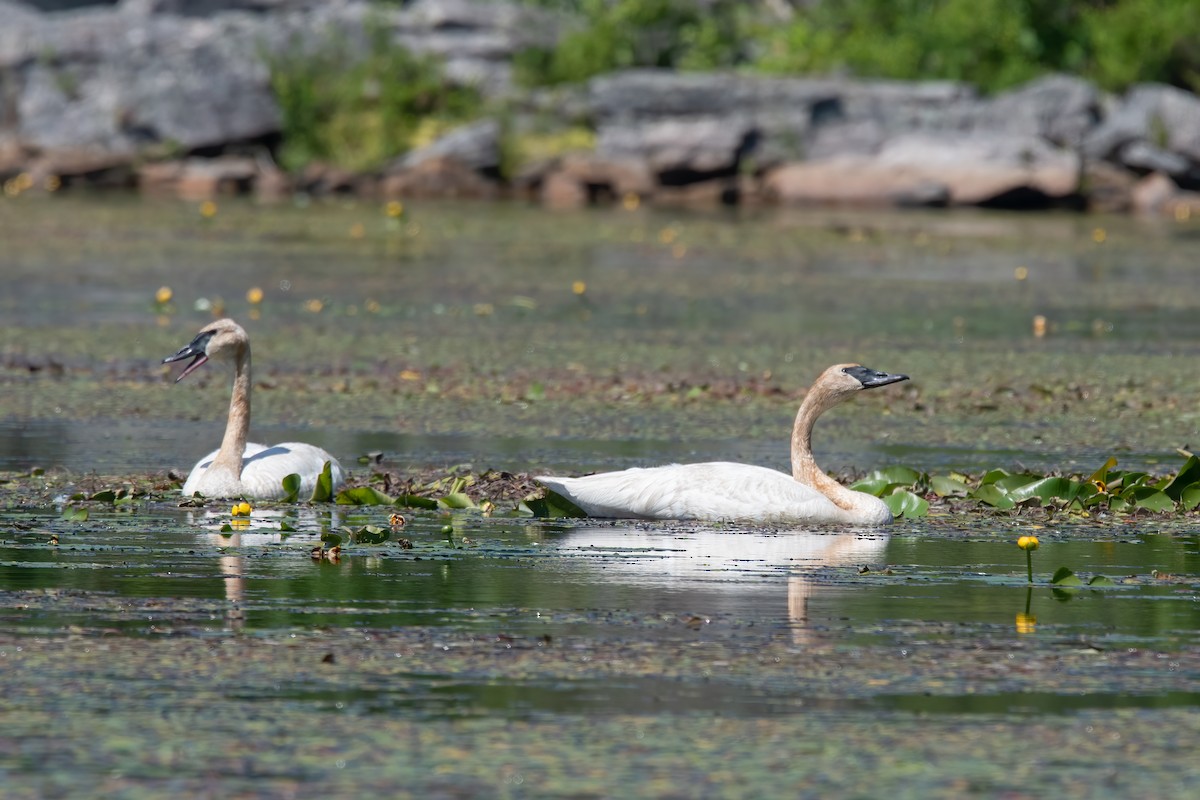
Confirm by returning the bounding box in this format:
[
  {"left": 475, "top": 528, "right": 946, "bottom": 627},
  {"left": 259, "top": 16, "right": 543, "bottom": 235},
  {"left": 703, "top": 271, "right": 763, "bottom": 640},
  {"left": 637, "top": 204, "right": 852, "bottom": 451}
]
[{"left": 3, "top": 0, "right": 1200, "bottom": 215}]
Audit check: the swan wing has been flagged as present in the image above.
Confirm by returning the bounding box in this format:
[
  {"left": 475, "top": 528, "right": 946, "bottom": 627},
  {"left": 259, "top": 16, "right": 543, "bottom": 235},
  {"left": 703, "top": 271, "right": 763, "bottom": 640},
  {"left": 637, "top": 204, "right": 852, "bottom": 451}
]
[
  {"left": 182, "top": 443, "right": 344, "bottom": 500},
  {"left": 537, "top": 462, "right": 848, "bottom": 523},
  {"left": 240, "top": 443, "right": 345, "bottom": 500}
]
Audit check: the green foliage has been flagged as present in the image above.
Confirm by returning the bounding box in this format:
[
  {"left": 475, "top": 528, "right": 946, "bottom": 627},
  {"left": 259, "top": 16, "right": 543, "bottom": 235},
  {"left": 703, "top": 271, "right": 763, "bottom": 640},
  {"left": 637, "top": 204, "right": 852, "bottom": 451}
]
[
  {"left": 268, "top": 23, "right": 482, "bottom": 171},
  {"left": 336, "top": 486, "right": 396, "bottom": 506},
  {"left": 310, "top": 462, "right": 335, "bottom": 503},
  {"left": 513, "top": 0, "right": 750, "bottom": 87},
  {"left": 1082, "top": 0, "right": 1200, "bottom": 92},
  {"left": 851, "top": 454, "right": 1200, "bottom": 518},
  {"left": 522, "top": 490, "right": 588, "bottom": 518},
  {"left": 748, "top": 0, "right": 1199, "bottom": 93},
  {"left": 281, "top": 473, "right": 301, "bottom": 503}
]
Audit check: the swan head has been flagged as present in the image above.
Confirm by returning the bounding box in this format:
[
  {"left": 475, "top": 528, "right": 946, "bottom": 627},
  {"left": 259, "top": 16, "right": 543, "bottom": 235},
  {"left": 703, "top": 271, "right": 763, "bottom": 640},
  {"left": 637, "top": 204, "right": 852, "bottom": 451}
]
[
  {"left": 808, "top": 363, "right": 908, "bottom": 410},
  {"left": 162, "top": 318, "right": 248, "bottom": 382}
]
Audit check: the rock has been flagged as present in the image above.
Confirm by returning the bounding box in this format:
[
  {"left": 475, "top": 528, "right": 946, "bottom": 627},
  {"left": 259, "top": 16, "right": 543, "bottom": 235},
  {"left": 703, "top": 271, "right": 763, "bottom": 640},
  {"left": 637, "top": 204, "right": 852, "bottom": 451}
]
[
  {"left": 964, "top": 74, "right": 1102, "bottom": 146},
  {"left": 137, "top": 155, "right": 259, "bottom": 198},
  {"left": 399, "top": 119, "right": 501, "bottom": 174},
  {"left": 297, "top": 162, "right": 361, "bottom": 195},
  {"left": 380, "top": 155, "right": 499, "bottom": 200},
  {"left": 1083, "top": 160, "right": 1137, "bottom": 214},
  {"left": 1084, "top": 83, "right": 1200, "bottom": 169},
  {"left": 1130, "top": 172, "right": 1179, "bottom": 215},
  {"left": 766, "top": 132, "right": 1079, "bottom": 208},
  {"left": 1117, "top": 141, "right": 1192, "bottom": 178},
  {"left": 597, "top": 116, "right": 755, "bottom": 177},
  {"left": 536, "top": 154, "right": 655, "bottom": 208}
]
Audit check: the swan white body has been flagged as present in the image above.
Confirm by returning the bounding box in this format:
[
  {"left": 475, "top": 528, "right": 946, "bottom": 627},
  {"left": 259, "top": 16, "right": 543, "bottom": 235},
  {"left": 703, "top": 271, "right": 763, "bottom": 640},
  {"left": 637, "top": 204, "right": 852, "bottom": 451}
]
[
  {"left": 181, "top": 441, "right": 343, "bottom": 501},
  {"left": 537, "top": 363, "right": 908, "bottom": 526},
  {"left": 538, "top": 462, "right": 890, "bottom": 525},
  {"left": 164, "top": 319, "right": 345, "bottom": 501}
]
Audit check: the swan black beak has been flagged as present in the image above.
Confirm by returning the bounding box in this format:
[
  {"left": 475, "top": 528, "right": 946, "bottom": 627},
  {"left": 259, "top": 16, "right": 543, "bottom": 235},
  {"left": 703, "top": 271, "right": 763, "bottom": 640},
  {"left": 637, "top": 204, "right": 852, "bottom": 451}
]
[
  {"left": 845, "top": 365, "right": 909, "bottom": 389},
  {"left": 163, "top": 332, "right": 213, "bottom": 383}
]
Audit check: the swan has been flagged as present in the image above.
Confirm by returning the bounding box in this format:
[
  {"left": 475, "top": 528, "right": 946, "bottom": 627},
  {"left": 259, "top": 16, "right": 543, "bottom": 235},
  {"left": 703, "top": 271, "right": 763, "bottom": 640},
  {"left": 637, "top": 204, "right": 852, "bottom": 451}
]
[
  {"left": 536, "top": 363, "right": 909, "bottom": 525},
  {"left": 162, "top": 318, "right": 345, "bottom": 500}
]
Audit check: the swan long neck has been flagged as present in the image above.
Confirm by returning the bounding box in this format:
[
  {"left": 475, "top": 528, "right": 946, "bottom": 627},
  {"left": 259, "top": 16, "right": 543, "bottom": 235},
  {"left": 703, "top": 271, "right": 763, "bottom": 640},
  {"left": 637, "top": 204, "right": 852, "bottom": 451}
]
[
  {"left": 210, "top": 342, "right": 251, "bottom": 480},
  {"left": 790, "top": 382, "right": 861, "bottom": 511}
]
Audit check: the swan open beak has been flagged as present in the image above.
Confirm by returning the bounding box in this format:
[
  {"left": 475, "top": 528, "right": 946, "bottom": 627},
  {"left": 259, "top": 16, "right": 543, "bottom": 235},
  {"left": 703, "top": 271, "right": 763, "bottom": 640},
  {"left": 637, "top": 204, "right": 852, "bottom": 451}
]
[
  {"left": 162, "top": 334, "right": 212, "bottom": 383},
  {"left": 845, "top": 365, "right": 909, "bottom": 389}
]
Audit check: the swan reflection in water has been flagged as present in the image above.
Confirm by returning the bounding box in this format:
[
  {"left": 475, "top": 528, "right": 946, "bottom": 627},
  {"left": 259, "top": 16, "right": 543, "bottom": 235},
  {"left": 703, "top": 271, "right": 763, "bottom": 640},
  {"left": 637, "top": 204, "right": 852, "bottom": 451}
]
[
  {"left": 553, "top": 527, "right": 889, "bottom": 644},
  {"left": 185, "top": 506, "right": 345, "bottom": 631}
]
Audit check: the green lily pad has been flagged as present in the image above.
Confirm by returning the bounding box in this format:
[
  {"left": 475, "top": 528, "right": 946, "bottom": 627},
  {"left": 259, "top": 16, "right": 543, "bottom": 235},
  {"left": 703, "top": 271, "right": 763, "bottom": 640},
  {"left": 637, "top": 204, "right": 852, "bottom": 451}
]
[
  {"left": 336, "top": 486, "right": 396, "bottom": 506},
  {"left": 281, "top": 473, "right": 301, "bottom": 503},
  {"left": 882, "top": 489, "right": 929, "bottom": 519}
]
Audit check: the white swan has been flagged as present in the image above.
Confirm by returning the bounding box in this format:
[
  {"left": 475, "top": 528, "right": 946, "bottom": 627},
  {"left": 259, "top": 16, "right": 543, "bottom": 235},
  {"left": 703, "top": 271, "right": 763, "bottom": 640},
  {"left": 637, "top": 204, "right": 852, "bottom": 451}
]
[
  {"left": 537, "top": 363, "right": 909, "bottom": 525},
  {"left": 163, "top": 318, "right": 345, "bottom": 500}
]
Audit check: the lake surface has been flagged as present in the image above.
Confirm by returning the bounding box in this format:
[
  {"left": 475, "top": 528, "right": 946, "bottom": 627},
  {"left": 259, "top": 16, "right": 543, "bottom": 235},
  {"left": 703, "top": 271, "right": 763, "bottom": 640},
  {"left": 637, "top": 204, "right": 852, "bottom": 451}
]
[{"left": 2, "top": 195, "right": 1200, "bottom": 797}]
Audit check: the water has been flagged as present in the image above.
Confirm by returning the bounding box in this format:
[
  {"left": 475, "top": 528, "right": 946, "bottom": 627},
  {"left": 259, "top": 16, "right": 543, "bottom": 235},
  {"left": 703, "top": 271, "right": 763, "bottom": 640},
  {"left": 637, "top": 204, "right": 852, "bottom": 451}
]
[{"left": 3, "top": 196, "right": 1200, "bottom": 796}]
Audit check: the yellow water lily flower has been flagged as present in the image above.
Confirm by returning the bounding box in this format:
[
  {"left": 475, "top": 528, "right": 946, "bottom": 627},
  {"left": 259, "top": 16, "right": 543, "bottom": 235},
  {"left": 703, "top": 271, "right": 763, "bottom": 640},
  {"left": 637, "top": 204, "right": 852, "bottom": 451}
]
[
  {"left": 155, "top": 286, "right": 173, "bottom": 304},
  {"left": 232, "top": 501, "right": 252, "bottom": 517},
  {"left": 1017, "top": 535, "right": 1040, "bottom": 551}
]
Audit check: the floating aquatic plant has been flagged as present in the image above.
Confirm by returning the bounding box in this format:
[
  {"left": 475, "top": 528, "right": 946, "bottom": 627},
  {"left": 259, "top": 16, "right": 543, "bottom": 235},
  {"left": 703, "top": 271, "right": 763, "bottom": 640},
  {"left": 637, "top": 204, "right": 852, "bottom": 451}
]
[{"left": 1017, "top": 535, "right": 1039, "bottom": 583}]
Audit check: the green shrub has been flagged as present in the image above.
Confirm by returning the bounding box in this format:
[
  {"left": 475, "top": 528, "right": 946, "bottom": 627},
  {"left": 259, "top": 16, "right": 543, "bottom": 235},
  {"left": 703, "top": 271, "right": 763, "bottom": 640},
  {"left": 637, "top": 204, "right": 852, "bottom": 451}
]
[
  {"left": 1082, "top": 0, "right": 1200, "bottom": 92},
  {"left": 268, "top": 24, "right": 482, "bottom": 172},
  {"left": 513, "top": 0, "right": 749, "bottom": 87}
]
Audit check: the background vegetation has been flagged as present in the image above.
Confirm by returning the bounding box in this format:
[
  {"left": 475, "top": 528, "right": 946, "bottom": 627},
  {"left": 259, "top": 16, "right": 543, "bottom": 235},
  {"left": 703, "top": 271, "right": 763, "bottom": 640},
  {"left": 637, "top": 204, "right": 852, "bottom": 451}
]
[{"left": 267, "top": 0, "right": 1200, "bottom": 172}]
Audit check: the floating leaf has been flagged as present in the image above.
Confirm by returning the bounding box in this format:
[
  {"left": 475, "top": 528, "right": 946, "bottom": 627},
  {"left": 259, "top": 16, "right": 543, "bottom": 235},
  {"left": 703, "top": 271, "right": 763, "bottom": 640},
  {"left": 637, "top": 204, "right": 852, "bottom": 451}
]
[
  {"left": 523, "top": 491, "right": 588, "bottom": 518},
  {"left": 336, "top": 486, "right": 396, "bottom": 506},
  {"left": 1088, "top": 456, "right": 1118, "bottom": 485},
  {"left": 310, "top": 461, "right": 334, "bottom": 503},
  {"left": 849, "top": 478, "right": 902, "bottom": 497},
  {"left": 1088, "top": 575, "right": 1116, "bottom": 586},
  {"left": 219, "top": 523, "right": 235, "bottom": 533},
  {"left": 930, "top": 475, "right": 968, "bottom": 497},
  {"left": 60, "top": 506, "right": 88, "bottom": 522},
  {"left": 89, "top": 490, "right": 116, "bottom": 503},
  {"left": 1180, "top": 484, "right": 1200, "bottom": 511},
  {"left": 1051, "top": 567, "right": 1082, "bottom": 586},
  {"left": 1007, "top": 477, "right": 1080, "bottom": 506},
  {"left": 438, "top": 492, "right": 476, "bottom": 510},
  {"left": 994, "top": 473, "right": 1044, "bottom": 492},
  {"left": 882, "top": 489, "right": 929, "bottom": 519},
  {"left": 281, "top": 473, "right": 301, "bottom": 503},
  {"left": 978, "top": 468, "right": 1012, "bottom": 486},
  {"left": 1161, "top": 455, "right": 1200, "bottom": 501},
  {"left": 1122, "top": 486, "right": 1175, "bottom": 512},
  {"left": 970, "top": 484, "right": 1015, "bottom": 509},
  {"left": 864, "top": 466, "right": 923, "bottom": 486},
  {"left": 346, "top": 525, "right": 390, "bottom": 545},
  {"left": 320, "top": 531, "right": 343, "bottom": 548},
  {"left": 279, "top": 520, "right": 297, "bottom": 532},
  {"left": 395, "top": 495, "right": 438, "bottom": 510}
]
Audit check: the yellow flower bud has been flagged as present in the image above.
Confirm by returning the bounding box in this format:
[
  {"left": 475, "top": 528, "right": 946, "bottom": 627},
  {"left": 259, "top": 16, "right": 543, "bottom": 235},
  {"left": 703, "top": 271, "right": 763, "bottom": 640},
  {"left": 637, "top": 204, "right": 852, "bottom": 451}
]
[
  {"left": 246, "top": 287, "right": 264, "bottom": 305},
  {"left": 1017, "top": 535, "right": 1040, "bottom": 552},
  {"left": 155, "top": 286, "right": 173, "bottom": 304}
]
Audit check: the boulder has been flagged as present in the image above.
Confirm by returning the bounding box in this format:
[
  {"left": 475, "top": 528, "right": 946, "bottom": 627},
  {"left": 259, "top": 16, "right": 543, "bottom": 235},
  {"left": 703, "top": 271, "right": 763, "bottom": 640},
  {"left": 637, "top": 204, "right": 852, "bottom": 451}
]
[
  {"left": 137, "top": 155, "right": 260, "bottom": 198},
  {"left": 961, "top": 74, "right": 1102, "bottom": 146},
  {"left": 1084, "top": 84, "right": 1200, "bottom": 170},
  {"left": 399, "top": 119, "right": 501, "bottom": 173},
  {"left": 1130, "top": 172, "right": 1179, "bottom": 215},
  {"left": 766, "top": 132, "right": 1079, "bottom": 208},
  {"left": 535, "top": 154, "right": 655, "bottom": 208},
  {"left": 380, "top": 155, "right": 499, "bottom": 200},
  {"left": 597, "top": 116, "right": 755, "bottom": 177}
]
